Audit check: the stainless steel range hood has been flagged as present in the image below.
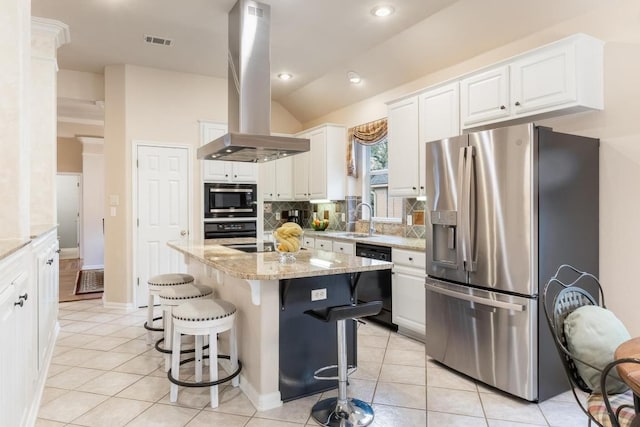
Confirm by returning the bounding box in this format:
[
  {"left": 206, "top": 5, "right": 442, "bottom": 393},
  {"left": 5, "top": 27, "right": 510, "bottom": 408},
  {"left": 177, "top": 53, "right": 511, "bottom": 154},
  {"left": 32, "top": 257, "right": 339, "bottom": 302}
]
[{"left": 197, "top": 0, "right": 309, "bottom": 163}]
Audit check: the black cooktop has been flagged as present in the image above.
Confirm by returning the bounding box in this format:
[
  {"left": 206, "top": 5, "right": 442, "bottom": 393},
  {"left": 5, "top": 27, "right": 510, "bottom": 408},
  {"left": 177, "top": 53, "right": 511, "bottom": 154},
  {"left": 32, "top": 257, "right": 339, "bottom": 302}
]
[{"left": 222, "top": 242, "right": 275, "bottom": 253}]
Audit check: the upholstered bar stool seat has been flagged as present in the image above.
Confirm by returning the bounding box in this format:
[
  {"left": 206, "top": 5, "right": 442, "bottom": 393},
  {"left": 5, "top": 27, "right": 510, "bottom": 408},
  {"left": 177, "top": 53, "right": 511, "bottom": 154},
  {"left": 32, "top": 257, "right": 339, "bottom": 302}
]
[
  {"left": 169, "top": 298, "right": 241, "bottom": 408},
  {"left": 145, "top": 273, "right": 194, "bottom": 344},
  {"left": 306, "top": 301, "right": 383, "bottom": 427},
  {"left": 157, "top": 284, "right": 213, "bottom": 371}
]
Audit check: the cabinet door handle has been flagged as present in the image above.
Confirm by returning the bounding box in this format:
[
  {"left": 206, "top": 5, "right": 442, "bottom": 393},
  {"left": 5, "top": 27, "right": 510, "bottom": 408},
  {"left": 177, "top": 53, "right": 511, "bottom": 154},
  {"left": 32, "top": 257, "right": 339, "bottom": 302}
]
[
  {"left": 515, "top": 101, "right": 521, "bottom": 106},
  {"left": 412, "top": 186, "right": 417, "bottom": 190},
  {"left": 46, "top": 258, "right": 54, "bottom": 265},
  {"left": 277, "top": 193, "right": 280, "bottom": 197},
  {"left": 14, "top": 299, "right": 24, "bottom": 307},
  {"left": 225, "top": 174, "right": 229, "bottom": 177},
  {"left": 234, "top": 175, "right": 237, "bottom": 178},
  {"left": 19, "top": 293, "right": 28, "bottom": 301},
  {"left": 56, "top": 249, "right": 61, "bottom": 254},
  {"left": 408, "top": 257, "right": 413, "bottom": 261}
]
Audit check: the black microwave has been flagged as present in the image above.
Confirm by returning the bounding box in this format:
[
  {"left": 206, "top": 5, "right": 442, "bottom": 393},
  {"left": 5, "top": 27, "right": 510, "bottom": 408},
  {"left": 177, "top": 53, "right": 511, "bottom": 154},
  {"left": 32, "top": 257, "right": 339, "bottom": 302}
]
[{"left": 204, "top": 183, "right": 257, "bottom": 219}]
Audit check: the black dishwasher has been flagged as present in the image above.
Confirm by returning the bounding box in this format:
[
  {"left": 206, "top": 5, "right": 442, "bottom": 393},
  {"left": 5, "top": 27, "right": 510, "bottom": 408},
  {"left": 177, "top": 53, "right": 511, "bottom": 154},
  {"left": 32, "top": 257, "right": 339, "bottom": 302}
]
[{"left": 355, "top": 243, "right": 396, "bottom": 330}]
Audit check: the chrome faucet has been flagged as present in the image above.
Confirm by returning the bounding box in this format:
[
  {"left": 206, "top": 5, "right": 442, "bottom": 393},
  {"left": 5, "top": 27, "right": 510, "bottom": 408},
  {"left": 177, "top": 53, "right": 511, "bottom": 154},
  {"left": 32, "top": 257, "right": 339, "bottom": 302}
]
[{"left": 355, "top": 202, "right": 375, "bottom": 236}]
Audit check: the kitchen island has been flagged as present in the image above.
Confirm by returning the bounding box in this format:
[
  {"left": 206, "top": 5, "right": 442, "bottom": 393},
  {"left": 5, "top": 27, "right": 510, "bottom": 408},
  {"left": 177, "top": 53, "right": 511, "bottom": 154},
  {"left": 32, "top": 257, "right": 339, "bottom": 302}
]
[{"left": 167, "top": 238, "right": 392, "bottom": 410}]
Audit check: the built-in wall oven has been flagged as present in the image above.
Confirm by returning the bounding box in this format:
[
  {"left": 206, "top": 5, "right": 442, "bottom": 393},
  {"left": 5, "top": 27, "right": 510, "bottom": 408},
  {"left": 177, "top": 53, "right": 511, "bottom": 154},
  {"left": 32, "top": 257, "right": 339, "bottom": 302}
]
[
  {"left": 204, "top": 183, "right": 257, "bottom": 239},
  {"left": 204, "top": 220, "right": 257, "bottom": 239},
  {"left": 204, "top": 183, "right": 257, "bottom": 219}
]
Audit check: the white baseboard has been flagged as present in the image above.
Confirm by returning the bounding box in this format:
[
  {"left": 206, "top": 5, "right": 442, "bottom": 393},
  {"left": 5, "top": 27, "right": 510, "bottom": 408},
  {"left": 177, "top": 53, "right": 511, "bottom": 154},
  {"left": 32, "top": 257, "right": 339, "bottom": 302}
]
[
  {"left": 82, "top": 264, "right": 104, "bottom": 270},
  {"left": 102, "top": 300, "right": 136, "bottom": 311},
  {"left": 238, "top": 373, "right": 282, "bottom": 411},
  {"left": 26, "top": 321, "right": 60, "bottom": 427}
]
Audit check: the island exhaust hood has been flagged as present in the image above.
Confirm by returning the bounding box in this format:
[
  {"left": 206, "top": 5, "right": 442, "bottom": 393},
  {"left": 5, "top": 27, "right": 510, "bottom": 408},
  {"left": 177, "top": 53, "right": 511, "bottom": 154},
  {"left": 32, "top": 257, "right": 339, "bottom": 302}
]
[{"left": 197, "top": 0, "right": 309, "bottom": 163}]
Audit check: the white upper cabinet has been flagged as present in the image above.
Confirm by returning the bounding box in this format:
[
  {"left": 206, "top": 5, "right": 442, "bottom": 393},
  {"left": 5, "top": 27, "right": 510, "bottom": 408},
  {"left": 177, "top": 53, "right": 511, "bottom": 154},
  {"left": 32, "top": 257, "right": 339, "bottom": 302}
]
[
  {"left": 293, "top": 124, "right": 346, "bottom": 201},
  {"left": 199, "top": 121, "right": 257, "bottom": 183},
  {"left": 388, "top": 96, "right": 420, "bottom": 197},
  {"left": 419, "top": 81, "right": 460, "bottom": 144},
  {"left": 260, "top": 155, "right": 293, "bottom": 201},
  {"left": 460, "top": 66, "right": 510, "bottom": 126},
  {"left": 292, "top": 147, "right": 311, "bottom": 200},
  {"left": 461, "top": 34, "right": 603, "bottom": 129},
  {"left": 510, "top": 42, "right": 577, "bottom": 115}
]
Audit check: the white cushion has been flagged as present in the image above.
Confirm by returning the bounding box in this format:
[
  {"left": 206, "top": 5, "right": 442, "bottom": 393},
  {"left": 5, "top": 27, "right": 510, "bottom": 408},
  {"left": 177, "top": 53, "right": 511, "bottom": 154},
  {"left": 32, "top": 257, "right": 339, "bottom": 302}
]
[
  {"left": 148, "top": 273, "right": 194, "bottom": 286},
  {"left": 564, "top": 305, "right": 631, "bottom": 393}
]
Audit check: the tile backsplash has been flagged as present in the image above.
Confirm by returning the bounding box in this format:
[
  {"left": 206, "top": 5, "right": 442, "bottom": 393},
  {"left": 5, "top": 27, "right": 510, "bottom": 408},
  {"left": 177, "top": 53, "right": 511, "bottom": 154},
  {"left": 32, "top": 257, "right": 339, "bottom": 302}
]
[{"left": 263, "top": 197, "right": 426, "bottom": 239}]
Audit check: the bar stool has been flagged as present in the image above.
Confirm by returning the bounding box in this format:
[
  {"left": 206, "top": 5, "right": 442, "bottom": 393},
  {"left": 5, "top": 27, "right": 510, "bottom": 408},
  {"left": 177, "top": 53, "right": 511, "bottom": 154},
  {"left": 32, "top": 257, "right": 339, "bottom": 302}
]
[
  {"left": 169, "top": 298, "right": 241, "bottom": 408},
  {"left": 145, "top": 273, "right": 195, "bottom": 344},
  {"left": 157, "top": 283, "right": 213, "bottom": 371},
  {"left": 305, "top": 301, "right": 383, "bottom": 427}
]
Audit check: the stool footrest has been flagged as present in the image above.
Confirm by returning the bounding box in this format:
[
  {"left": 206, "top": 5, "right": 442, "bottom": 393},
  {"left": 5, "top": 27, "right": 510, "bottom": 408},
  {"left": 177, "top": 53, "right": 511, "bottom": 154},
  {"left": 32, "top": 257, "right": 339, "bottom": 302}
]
[
  {"left": 168, "top": 354, "right": 242, "bottom": 388},
  {"left": 143, "top": 316, "right": 164, "bottom": 332},
  {"left": 154, "top": 337, "right": 207, "bottom": 355},
  {"left": 313, "top": 364, "right": 357, "bottom": 381}
]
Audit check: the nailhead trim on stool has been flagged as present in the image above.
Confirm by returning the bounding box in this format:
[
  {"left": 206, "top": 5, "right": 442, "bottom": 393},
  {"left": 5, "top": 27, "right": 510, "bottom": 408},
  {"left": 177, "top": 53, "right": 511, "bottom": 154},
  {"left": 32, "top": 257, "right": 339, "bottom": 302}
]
[
  {"left": 157, "top": 284, "right": 214, "bottom": 371},
  {"left": 145, "top": 273, "right": 195, "bottom": 344},
  {"left": 169, "top": 299, "right": 241, "bottom": 408},
  {"left": 172, "top": 298, "right": 236, "bottom": 322}
]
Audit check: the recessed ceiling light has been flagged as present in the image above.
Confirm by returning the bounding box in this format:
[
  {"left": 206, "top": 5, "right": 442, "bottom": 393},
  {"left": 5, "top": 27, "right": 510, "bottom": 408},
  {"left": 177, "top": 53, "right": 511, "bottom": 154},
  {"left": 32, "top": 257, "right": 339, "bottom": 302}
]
[
  {"left": 347, "top": 71, "right": 362, "bottom": 84},
  {"left": 278, "top": 72, "right": 293, "bottom": 80},
  {"left": 371, "top": 5, "right": 394, "bottom": 17}
]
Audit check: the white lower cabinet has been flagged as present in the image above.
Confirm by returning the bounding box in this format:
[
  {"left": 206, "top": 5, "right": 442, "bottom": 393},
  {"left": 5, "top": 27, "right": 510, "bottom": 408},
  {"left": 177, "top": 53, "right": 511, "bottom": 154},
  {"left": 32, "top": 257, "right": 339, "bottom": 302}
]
[
  {"left": 332, "top": 241, "right": 354, "bottom": 255},
  {"left": 302, "top": 236, "right": 315, "bottom": 249},
  {"left": 0, "top": 246, "right": 34, "bottom": 427},
  {"left": 315, "top": 238, "right": 332, "bottom": 251},
  {"left": 0, "top": 229, "right": 60, "bottom": 426},
  {"left": 33, "top": 229, "right": 59, "bottom": 370},
  {"left": 392, "top": 248, "right": 426, "bottom": 340}
]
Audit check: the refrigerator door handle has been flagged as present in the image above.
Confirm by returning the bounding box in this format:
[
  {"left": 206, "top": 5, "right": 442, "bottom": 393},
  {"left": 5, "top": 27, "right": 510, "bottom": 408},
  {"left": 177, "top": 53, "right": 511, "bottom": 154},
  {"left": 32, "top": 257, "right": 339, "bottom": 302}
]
[
  {"left": 425, "top": 283, "right": 526, "bottom": 312},
  {"left": 457, "top": 147, "right": 467, "bottom": 269},
  {"left": 460, "top": 146, "right": 476, "bottom": 272}
]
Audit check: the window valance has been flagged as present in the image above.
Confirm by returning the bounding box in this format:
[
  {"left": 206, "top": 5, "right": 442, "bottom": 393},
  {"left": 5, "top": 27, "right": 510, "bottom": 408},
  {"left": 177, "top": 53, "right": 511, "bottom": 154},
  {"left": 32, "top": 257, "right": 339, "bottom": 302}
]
[{"left": 347, "top": 118, "right": 387, "bottom": 177}]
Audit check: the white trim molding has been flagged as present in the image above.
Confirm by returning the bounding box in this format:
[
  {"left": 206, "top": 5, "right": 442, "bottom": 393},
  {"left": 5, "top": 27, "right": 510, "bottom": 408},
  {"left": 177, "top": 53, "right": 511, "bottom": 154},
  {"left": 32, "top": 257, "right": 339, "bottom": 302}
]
[{"left": 31, "top": 17, "right": 71, "bottom": 48}]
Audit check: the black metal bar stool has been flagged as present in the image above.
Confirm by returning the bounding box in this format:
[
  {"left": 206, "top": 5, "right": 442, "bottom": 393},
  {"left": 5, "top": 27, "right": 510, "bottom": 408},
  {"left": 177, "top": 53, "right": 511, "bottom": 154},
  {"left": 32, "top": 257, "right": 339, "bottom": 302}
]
[{"left": 305, "top": 301, "right": 383, "bottom": 427}]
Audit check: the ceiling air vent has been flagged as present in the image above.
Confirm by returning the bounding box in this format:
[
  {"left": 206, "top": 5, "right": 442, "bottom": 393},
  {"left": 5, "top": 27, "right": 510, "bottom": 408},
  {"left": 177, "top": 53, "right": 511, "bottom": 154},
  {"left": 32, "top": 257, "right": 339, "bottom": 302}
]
[{"left": 144, "top": 34, "right": 173, "bottom": 46}]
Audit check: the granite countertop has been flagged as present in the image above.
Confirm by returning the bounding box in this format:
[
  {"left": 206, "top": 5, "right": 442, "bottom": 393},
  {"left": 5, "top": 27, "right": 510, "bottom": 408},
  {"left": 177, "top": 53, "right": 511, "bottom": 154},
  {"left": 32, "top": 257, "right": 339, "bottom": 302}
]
[
  {"left": 301, "top": 230, "right": 425, "bottom": 251},
  {"left": 0, "top": 239, "right": 31, "bottom": 262},
  {"left": 168, "top": 238, "right": 393, "bottom": 281}
]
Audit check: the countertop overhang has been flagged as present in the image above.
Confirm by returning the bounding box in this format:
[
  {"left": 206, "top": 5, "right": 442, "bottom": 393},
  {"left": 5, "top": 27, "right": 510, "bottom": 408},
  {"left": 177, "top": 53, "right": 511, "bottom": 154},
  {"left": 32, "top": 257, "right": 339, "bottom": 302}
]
[{"left": 168, "top": 238, "right": 393, "bottom": 281}]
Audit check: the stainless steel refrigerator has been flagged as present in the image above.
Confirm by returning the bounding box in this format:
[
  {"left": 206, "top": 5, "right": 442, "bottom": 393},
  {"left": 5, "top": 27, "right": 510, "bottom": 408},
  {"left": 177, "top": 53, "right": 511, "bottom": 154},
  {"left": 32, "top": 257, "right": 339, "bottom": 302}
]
[{"left": 424, "top": 123, "right": 599, "bottom": 401}]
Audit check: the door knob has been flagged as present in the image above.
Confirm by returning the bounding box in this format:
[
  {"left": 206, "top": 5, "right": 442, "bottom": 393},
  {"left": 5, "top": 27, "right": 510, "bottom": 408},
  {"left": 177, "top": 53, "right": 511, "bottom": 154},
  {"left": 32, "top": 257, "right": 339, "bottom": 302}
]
[{"left": 180, "top": 230, "right": 187, "bottom": 237}]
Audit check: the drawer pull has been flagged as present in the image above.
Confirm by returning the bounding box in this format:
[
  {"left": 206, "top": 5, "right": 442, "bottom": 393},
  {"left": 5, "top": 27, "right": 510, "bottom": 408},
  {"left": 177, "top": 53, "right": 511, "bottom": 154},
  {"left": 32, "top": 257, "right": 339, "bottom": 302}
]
[
  {"left": 46, "top": 258, "right": 54, "bottom": 265},
  {"left": 19, "top": 293, "right": 28, "bottom": 301},
  {"left": 14, "top": 299, "right": 24, "bottom": 307},
  {"left": 408, "top": 257, "right": 413, "bottom": 261}
]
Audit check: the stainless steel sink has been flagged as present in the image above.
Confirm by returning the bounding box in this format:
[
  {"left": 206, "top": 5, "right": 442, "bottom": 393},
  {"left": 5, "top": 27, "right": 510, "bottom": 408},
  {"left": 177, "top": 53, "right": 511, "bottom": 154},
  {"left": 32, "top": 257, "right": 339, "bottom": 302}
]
[{"left": 333, "top": 232, "right": 371, "bottom": 238}]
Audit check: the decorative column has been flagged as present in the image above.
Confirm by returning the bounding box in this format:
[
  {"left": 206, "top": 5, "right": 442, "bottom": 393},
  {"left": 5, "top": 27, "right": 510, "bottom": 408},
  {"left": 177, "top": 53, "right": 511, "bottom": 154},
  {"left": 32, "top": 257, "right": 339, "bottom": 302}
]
[{"left": 30, "top": 17, "right": 70, "bottom": 229}]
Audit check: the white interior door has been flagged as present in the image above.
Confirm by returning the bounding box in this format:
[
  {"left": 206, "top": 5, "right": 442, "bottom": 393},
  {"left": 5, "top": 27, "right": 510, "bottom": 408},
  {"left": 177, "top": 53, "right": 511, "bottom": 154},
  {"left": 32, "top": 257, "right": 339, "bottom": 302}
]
[
  {"left": 136, "top": 145, "right": 190, "bottom": 308},
  {"left": 56, "top": 174, "right": 81, "bottom": 258}
]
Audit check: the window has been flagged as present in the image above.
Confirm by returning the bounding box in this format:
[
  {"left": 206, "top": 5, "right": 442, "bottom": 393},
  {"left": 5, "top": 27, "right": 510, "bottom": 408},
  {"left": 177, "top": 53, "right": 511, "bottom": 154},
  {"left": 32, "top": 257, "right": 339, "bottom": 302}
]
[{"left": 363, "top": 141, "right": 402, "bottom": 220}]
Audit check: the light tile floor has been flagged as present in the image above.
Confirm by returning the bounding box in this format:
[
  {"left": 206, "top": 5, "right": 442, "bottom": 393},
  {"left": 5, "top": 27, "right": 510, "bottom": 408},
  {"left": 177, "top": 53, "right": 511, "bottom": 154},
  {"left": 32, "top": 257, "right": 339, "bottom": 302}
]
[{"left": 37, "top": 299, "right": 588, "bottom": 426}]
